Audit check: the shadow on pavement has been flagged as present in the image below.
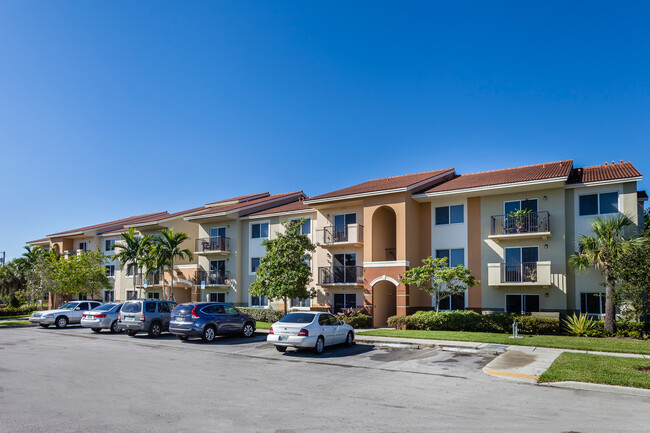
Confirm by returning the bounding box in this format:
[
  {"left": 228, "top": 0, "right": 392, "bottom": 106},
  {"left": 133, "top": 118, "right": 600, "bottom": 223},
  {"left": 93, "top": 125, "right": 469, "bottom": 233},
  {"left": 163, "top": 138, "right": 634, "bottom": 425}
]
[{"left": 279, "top": 343, "right": 375, "bottom": 359}]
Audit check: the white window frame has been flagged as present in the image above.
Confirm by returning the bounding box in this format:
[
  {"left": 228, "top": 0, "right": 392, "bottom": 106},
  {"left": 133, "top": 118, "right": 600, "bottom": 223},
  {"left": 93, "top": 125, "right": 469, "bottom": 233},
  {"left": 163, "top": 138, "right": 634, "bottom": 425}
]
[
  {"left": 105, "top": 265, "right": 115, "bottom": 278},
  {"left": 504, "top": 294, "right": 540, "bottom": 313},
  {"left": 251, "top": 222, "right": 270, "bottom": 239},
  {"left": 580, "top": 292, "right": 606, "bottom": 316},
  {"left": 104, "top": 239, "right": 115, "bottom": 253},
  {"left": 503, "top": 198, "right": 538, "bottom": 214},
  {"left": 435, "top": 204, "right": 465, "bottom": 225},
  {"left": 249, "top": 294, "right": 269, "bottom": 308},
  {"left": 210, "top": 226, "right": 226, "bottom": 238},
  {"left": 290, "top": 217, "right": 312, "bottom": 236},
  {"left": 434, "top": 248, "right": 465, "bottom": 267},
  {"left": 250, "top": 257, "right": 261, "bottom": 275},
  {"left": 578, "top": 191, "right": 620, "bottom": 217},
  {"left": 147, "top": 292, "right": 161, "bottom": 299},
  {"left": 79, "top": 242, "right": 88, "bottom": 251},
  {"left": 209, "top": 292, "right": 226, "bottom": 303},
  {"left": 503, "top": 246, "right": 539, "bottom": 263}
]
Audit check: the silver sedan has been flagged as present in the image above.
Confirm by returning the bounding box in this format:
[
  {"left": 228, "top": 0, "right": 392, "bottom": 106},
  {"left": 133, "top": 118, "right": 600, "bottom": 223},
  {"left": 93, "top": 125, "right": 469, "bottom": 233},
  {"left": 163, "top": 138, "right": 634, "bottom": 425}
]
[
  {"left": 80, "top": 303, "right": 123, "bottom": 333},
  {"left": 267, "top": 312, "right": 355, "bottom": 354}
]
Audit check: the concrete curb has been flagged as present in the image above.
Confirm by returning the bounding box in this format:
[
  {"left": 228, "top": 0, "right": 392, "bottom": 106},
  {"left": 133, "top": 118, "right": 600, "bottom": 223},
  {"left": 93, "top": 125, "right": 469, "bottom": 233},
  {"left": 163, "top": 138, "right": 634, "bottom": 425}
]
[{"left": 539, "top": 381, "right": 650, "bottom": 397}]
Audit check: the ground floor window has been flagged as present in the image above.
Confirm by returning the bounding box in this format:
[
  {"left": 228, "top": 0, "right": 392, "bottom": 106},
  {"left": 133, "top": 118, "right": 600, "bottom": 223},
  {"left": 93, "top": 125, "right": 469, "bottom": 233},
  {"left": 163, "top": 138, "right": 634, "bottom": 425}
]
[
  {"left": 78, "top": 293, "right": 87, "bottom": 300},
  {"left": 147, "top": 292, "right": 160, "bottom": 299},
  {"left": 251, "top": 295, "right": 268, "bottom": 307},
  {"left": 104, "top": 291, "right": 114, "bottom": 302},
  {"left": 580, "top": 292, "right": 605, "bottom": 316},
  {"left": 333, "top": 293, "right": 356, "bottom": 313},
  {"left": 292, "top": 298, "right": 311, "bottom": 308},
  {"left": 438, "top": 293, "right": 465, "bottom": 311},
  {"left": 209, "top": 292, "right": 226, "bottom": 303},
  {"left": 505, "top": 294, "right": 540, "bottom": 313},
  {"left": 126, "top": 290, "right": 138, "bottom": 300}
]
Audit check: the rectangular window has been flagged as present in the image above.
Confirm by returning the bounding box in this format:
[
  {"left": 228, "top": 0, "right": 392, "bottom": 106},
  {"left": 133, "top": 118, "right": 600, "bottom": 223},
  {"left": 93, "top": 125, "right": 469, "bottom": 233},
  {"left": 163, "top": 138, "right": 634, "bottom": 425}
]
[
  {"left": 210, "top": 227, "right": 226, "bottom": 238},
  {"left": 104, "top": 291, "right": 114, "bottom": 302},
  {"left": 126, "top": 290, "right": 137, "bottom": 300},
  {"left": 580, "top": 292, "right": 605, "bottom": 316},
  {"left": 301, "top": 218, "right": 311, "bottom": 235},
  {"left": 505, "top": 294, "right": 540, "bottom": 313},
  {"left": 292, "top": 298, "right": 311, "bottom": 308},
  {"left": 251, "top": 257, "right": 261, "bottom": 273},
  {"left": 78, "top": 294, "right": 87, "bottom": 301},
  {"left": 251, "top": 295, "right": 268, "bottom": 307},
  {"left": 209, "top": 292, "right": 226, "bottom": 303},
  {"left": 435, "top": 248, "right": 464, "bottom": 267},
  {"left": 579, "top": 192, "right": 619, "bottom": 216},
  {"left": 435, "top": 205, "right": 464, "bottom": 225},
  {"left": 333, "top": 293, "right": 356, "bottom": 313},
  {"left": 251, "top": 223, "right": 269, "bottom": 239},
  {"left": 438, "top": 293, "right": 465, "bottom": 311},
  {"left": 127, "top": 266, "right": 137, "bottom": 277},
  {"left": 79, "top": 242, "right": 87, "bottom": 251},
  {"left": 105, "top": 239, "right": 115, "bottom": 251},
  {"left": 147, "top": 293, "right": 160, "bottom": 299},
  {"left": 105, "top": 265, "right": 115, "bottom": 277},
  {"left": 504, "top": 199, "right": 538, "bottom": 214}
]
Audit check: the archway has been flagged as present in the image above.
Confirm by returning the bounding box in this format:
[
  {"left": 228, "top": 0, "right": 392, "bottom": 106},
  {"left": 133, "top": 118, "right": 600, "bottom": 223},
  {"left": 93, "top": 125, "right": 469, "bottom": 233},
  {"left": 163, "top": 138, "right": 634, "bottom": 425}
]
[
  {"left": 372, "top": 206, "right": 397, "bottom": 261},
  {"left": 372, "top": 276, "right": 398, "bottom": 327}
]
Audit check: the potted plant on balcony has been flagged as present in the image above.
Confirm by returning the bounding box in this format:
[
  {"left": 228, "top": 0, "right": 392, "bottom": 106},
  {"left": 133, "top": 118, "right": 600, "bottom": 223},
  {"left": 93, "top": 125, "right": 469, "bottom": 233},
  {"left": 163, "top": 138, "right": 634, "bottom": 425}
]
[{"left": 508, "top": 208, "right": 533, "bottom": 233}]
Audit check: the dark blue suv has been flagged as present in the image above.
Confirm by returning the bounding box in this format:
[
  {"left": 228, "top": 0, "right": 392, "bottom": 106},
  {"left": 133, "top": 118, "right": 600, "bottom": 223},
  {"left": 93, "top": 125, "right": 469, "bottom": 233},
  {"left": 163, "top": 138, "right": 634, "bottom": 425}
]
[{"left": 169, "top": 302, "right": 256, "bottom": 342}]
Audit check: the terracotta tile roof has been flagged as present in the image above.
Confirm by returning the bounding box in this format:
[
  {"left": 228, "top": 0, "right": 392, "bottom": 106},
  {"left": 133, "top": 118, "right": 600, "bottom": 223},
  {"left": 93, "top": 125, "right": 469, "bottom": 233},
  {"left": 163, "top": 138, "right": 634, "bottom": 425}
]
[
  {"left": 188, "top": 191, "right": 306, "bottom": 218},
  {"left": 246, "top": 200, "right": 313, "bottom": 217},
  {"left": 47, "top": 212, "right": 169, "bottom": 237},
  {"left": 567, "top": 161, "right": 642, "bottom": 184},
  {"left": 27, "top": 237, "right": 51, "bottom": 245},
  {"left": 637, "top": 190, "right": 648, "bottom": 201},
  {"left": 423, "top": 160, "right": 573, "bottom": 194},
  {"left": 124, "top": 206, "right": 207, "bottom": 227},
  {"left": 307, "top": 168, "right": 455, "bottom": 201},
  {"left": 205, "top": 192, "right": 270, "bottom": 206}
]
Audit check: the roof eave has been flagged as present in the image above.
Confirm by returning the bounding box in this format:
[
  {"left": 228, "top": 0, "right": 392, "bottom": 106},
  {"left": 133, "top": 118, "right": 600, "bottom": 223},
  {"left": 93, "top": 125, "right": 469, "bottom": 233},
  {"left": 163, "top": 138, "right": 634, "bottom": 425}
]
[
  {"left": 413, "top": 176, "right": 570, "bottom": 199},
  {"left": 565, "top": 176, "right": 643, "bottom": 189}
]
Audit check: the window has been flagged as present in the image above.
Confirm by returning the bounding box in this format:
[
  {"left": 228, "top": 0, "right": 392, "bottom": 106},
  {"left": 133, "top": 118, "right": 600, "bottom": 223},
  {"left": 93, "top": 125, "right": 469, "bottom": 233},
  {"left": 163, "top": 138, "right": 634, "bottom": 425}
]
[
  {"left": 209, "top": 292, "right": 226, "bottom": 303},
  {"left": 105, "top": 265, "right": 115, "bottom": 277},
  {"left": 333, "top": 213, "right": 356, "bottom": 241},
  {"left": 210, "top": 227, "right": 226, "bottom": 238},
  {"left": 158, "top": 302, "right": 170, "bottom": 313},
  {"left": 126, "top": 290, "right": 137, "bottom": 300},
  {"left": 292, "top": 298, "right": 311, "bottom": 308},
  {"left": 435, "top": 248, "right": 465, "bottom": 267},
  {"left": 78, "top": 294, "right": 87, "bottom": 300},
  {"left": 147, "top": 293, "right": 160, "bottom": 299},
  {"left": 580, "top": 292, "right": 605, "bottom": 316},
  {"left": 333, "top": 293, "right": 356, "bottom": 313},
  {"left": 252, "top": 223, "right": 269, "bottom": 239},
  {"left": 435, "top": 205, "right": 464, "bottom": 225},
  {"left": 251, "top": 295, "right": 268, "bottom": 307},
  {"left": 299, "top": 218, "right": 311, "bottom": 235},
  {"left": 144, "top": 302, "right": 156, "bottom": 313},
  {"left": 333, "top": 253, "right": 358, "bottom": 283},
  {"left": 77, "top": 302, "right": 89, "bottom": 310},
  {"left": 579, "top": 192, "right": 619, "bottom": 216},
  {"left": 505, "top": 294, "right": 540, "bottom": 313},
  {"left": 224, "top": 305, "right": 238, "bottom": 314},
  {"left": 251, "top": 257, "right": 261, "bottom": 273},
  {"left": 105, "top": 239, "right": 115, "bottom": 251},
  {"left": 504, "top": 247, "right": 539, "bottom": 282},
  {"left": 504, "top": 199, "right": 538, "bottom": 214},
  {"left": 104, "top": 291, "right": 114, "bottom": 302},
  {"left": 438, "top": 293, "right": 465, "bottom": 311},
  {"left": 79, "top": 242, "right": 87, "bottom": 251},
  {"left": 127, "top": 266, "right": 138, "bottom": 277}
]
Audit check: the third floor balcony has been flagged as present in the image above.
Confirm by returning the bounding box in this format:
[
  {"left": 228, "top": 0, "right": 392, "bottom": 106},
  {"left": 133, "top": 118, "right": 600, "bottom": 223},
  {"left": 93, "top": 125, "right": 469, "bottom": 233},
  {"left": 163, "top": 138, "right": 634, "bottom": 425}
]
[
  {"left": 318, "top": 266, "right": 364, "bottom": 287},
  {"left": 194, "top": 236, "right": 231, "bottom": 255},
  {"left": 489, "top": 211, "right": 551, "bottom": 241},
  {"left": 320, "top": 224, "right": 364, "bottom": 247},
  {"left": 194, "top": 270, "right": 230, "bottom": 286}
]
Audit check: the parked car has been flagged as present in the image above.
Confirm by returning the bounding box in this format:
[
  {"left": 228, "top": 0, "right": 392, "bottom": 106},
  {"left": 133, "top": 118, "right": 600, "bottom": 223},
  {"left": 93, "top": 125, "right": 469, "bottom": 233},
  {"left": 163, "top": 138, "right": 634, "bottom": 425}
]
[
  {"left": 80, "top": 302, "right": 123, "bottom": 333},
  {"left": 267, "top": 312, "right": 355, "bottom": 354},
  {"left": 169, "top": 302, "right": 256, "bottom": 342},
  {"left": 29, "top": 301, "right": 102, "bottom": 329},
  {"left": 117, "top": 299, "right": 177, "bottom": 337}
]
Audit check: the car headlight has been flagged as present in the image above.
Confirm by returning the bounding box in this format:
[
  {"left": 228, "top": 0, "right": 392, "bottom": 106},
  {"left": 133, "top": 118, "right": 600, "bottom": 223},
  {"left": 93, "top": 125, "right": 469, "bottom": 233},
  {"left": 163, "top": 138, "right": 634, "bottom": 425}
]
[{"left": 44, "top": 314, "right": 54, "bottom": 318}]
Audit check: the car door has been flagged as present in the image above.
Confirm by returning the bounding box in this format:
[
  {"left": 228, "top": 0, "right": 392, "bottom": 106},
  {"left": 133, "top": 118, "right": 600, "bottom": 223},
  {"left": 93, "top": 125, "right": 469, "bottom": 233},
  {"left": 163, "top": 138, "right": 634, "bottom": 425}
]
[
  {"left": 318, "top": 314, "right": 336, "bottom": 346},
  {"left": 221, "top": 304, "right": 242, "bottom": 332},
  {"left": 71, "top": 302, "right": 89, "bottom": 323},
  {"left": 158, "top": 302, "right": 172, "bottom": 330},
  {"left": 328, "top": 314, "right": 346, "bottom": 344}
]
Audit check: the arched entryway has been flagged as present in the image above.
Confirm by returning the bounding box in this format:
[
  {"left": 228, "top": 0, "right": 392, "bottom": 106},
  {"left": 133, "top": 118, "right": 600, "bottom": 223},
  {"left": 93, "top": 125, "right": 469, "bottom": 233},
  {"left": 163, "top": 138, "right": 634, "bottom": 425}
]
[
  {"left": 372, "top": 206, "right": 397, "bottom": 261},
  {"left": 371, "top": 276, "right": 398, "bottom": 327}
]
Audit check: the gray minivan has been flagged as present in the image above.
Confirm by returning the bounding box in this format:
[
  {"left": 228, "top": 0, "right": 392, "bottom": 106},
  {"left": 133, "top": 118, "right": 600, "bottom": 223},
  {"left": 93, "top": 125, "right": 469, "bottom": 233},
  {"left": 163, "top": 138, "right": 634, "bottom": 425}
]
[{"left": 118, "top": 299, "right": 177, "bottom": 337}]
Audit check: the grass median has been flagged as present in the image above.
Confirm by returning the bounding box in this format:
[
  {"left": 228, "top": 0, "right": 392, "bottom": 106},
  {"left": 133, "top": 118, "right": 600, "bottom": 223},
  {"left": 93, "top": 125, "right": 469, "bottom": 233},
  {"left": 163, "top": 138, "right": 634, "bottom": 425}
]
[
  {"left": 0, "top": 320, "right": 31, "bottom": 327},
  {"left": 357, "top": 329, "right": 650, "bottom": 355},
  {"left": 0, "top": 315, "right": 31, "bottom": 320},
  {"left": 539, "top": 352, "right": 650, "bottom": 389},
  {"left": 256, "top": 321, "right": 272, "bottom": 329}
]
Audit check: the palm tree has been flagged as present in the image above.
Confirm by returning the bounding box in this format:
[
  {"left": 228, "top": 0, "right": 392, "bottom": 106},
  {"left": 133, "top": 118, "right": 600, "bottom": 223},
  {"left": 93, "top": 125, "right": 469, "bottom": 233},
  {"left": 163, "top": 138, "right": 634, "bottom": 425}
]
[
  {"left": 139, "top": 235, "right": 167, "bottom": 300},
  {"left": 153, "top": 228, "right": 193, "bottom": 302},
  {"left": 569, "top": 214, "right": 646, "bottom": 333},
  {"left": 112, "top": 228, "right": 148, "bottom": 299}
]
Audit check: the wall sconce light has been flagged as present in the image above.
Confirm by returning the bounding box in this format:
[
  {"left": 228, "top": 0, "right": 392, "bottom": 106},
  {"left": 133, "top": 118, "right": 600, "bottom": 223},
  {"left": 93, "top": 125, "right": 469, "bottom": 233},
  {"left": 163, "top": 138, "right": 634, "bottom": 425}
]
[
  {"left": 544, "top": 244, "right": 548, "bottom": 249},
  {"left": 543, "top": 196, "right": 547, "bottom": 201},
  {"left": 545, "top": 292, "right": 549, "bottom": 298}
]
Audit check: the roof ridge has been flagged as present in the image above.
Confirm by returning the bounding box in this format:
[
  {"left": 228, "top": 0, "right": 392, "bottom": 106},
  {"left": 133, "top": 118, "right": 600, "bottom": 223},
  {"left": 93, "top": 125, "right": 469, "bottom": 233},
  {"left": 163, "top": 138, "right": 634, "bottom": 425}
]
[
  {"left": 573, "top": 161, "right": 634, "bottom": 170},
  {"left": 454, "top": 160, "right": 573, "bottom": 177},
  {"left": 47, "top": 211, "right": 169, "bottom": 236},
  {"left": 365, "top": 168, "right": 454, "bottom": 183}
]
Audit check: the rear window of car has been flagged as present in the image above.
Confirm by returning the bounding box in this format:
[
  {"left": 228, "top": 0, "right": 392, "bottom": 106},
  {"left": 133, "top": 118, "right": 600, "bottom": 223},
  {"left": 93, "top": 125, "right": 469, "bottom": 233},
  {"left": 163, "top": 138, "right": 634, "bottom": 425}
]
[
  {"left": 93, "top": 304, "right": 115, "bottom": 311},
  {"left": 173, "top": 305, "right": 194, "bottom": 315},
  {"left": 279, "top": 313, "right": 316, "bottom": 324},
  {"left": 145, "top": 302, "right": 156, "bottom": 313},
  {"left": 122, "top": 302, "right": 141, "bottom": 313}
]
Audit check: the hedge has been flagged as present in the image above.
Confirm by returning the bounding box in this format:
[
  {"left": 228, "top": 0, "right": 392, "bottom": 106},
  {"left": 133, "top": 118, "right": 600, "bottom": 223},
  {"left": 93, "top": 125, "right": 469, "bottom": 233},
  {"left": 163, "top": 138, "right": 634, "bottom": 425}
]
[
  {"left": 0, "top": 306, "right": 42, "bottom": 317},
  {"left": 336, "top": 311, "right": 372, "bottom": 329},
  {"left": 237, "top": 307, "right": 285, "bottom": 323}
]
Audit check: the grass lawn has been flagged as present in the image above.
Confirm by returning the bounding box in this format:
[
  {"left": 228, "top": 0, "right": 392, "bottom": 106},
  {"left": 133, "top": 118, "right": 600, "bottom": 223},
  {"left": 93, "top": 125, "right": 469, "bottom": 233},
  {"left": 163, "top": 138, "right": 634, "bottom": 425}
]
[
  {"left": 539, "top": 352, "right": 650, "bottom": 389},
  {"left": 357, "top": 329, "right": 650, "bottom": 355},
  {"left": 0, "top": 320, "right": 31, "bottom": 327},
  {"left": 256, "top": 321, "right": 272, "bottom": 329},
  {"left": 0, "top": 315, "right": 31, "bottom": 320}
]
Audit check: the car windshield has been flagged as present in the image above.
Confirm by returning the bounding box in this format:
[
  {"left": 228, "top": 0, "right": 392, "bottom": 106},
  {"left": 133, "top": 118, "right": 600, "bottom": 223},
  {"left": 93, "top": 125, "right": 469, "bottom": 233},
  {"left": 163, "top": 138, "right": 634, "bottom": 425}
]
[
  {"left": 121, "top": 302, "right": 141, "bottom": 313},
  {"left": 93, "top": 304, "right": 115, "bottom": 311},
  {"left": 59, "top": 302, "right": 79, "bottom": 310},
  {"left": 279, "top": 313, "right": 316, "bottom": 324}
]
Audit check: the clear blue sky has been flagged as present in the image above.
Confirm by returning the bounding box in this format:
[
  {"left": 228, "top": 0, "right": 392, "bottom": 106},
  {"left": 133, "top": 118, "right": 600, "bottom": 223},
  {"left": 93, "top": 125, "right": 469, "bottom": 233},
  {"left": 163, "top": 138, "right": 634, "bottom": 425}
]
[{"left": 1, "top": 1, "right": 648, "bottom": 260}]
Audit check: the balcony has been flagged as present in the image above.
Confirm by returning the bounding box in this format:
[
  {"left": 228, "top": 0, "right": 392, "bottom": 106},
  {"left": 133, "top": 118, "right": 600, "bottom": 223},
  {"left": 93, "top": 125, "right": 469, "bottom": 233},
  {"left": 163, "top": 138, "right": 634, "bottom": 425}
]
[
  {"left": 194, "top": 236, "right": 231, "bottom": 255},
  {"left": 320, "top": 224, "right": 364, "bottom": 247},
  {"left": 487, "top": 261, "right": 551, "bottom": 287},
  {"left": 194, "top": 270, "right": 230, "bottom": 286},
  {"left": 134, "top": 272, "right": 162, "bottom": 287},
  {"left": 489, "top": 211, "right": 551, "bottom": 241},
  {"left": 318, "top": 266, "right": 364, "bottom": 287}
]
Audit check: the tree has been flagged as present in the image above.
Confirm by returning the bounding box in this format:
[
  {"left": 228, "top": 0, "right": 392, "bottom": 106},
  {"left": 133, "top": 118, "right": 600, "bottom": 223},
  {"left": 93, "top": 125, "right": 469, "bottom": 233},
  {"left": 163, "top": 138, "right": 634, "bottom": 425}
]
[
  {"left": 568, "top": 214, "right": 647, "bottom": 333},
  {"left": 139, "top": 235, "right": 167, "bottom": 300},
  {"left": 250, "top": 218, "right": 316, "bottom": 315},
  {"left": 399, "top": 256, "right": 478, "bottom": 313},
  {"left": 611, "top": 243, "right": 650, "bottom": 326},
  {"left": 113, "top": 228, "right": 148, "bottom": 299},
  {"left": 152, "top": 228, "right": 193, "bottom": 302},
  {"left": 53, "top": 250, "right": 112, "bottom": 299}
]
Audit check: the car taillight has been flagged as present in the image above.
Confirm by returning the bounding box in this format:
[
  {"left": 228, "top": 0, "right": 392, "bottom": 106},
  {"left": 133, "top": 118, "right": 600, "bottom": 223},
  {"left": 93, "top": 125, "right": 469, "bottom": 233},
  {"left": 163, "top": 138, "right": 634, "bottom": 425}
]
[
  {"left": 268, "top": 327, "right": 274, "bottom": 335},
  {"left": 82, "top": 313, "right": 86, "bottom": 318},
  {"left": 95, "top": 314, "right": 107, "bottom": 318},
  {"left": 139, "top": 314, "right": 145, "bottom": 321},
  {"left": 191, "top": 305, "right": 200, "bottom": 319},
  {"left": 298, "top": 328, "right": 309, "bottom": 337},
  {"left": 118, "top": 313, "right": 121, "bottom": 321}
]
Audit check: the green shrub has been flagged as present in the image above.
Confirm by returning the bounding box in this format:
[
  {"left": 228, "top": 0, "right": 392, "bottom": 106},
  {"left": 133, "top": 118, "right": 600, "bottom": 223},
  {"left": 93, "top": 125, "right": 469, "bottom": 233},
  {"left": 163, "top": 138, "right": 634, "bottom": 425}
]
[
  {"left": 336, "top": 309, "right": 371, "bottom": 328},
  {"left": 515, "top": 316, "right": 560, "bottom": 335},
  {"left": 387, "top": 315, "right": 409, "bottom": 329},
  {"left": 9, "top": 295, "right": 20, "bottom": 308},
  {"left": 563, "top": 314, "right": 597, "bottom": 336},
  {"left": 0, "top": 305, "right": 41, "bottom": 317},
  {"left": 238, "top": 307, "right": 285, "bottom": 323}
]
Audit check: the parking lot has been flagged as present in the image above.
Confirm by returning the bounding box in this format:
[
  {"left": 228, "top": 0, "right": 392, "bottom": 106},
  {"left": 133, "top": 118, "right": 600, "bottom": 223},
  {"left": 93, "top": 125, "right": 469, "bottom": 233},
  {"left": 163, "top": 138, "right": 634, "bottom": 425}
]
[{"left": 1, "top": 326, "right": 648, "bottom": 432}]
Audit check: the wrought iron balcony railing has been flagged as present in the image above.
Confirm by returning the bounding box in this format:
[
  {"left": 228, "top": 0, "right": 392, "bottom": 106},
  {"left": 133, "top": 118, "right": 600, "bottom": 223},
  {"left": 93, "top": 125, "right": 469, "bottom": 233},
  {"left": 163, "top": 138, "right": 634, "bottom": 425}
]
[
  {"left": 490, "top": 211, "right": 550, "bottom": 236},
  {"left": 318, "top": 266, "right": 363, "bottom": 285},
  {"left": 195, "top": 236, "right": 230, "bottom": 253}
]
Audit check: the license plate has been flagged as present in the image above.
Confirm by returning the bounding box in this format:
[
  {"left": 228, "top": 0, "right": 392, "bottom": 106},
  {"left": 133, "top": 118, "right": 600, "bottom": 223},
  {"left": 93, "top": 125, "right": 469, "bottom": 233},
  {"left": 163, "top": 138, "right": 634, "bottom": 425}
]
[
  {"left": 279, "top": 335, "right": 289, "bottom": 341},
  {"left": 177, "top": 316, "right": 184, "bottom": 322},
  {"left": 126, "top": 316, "right": 135, "bottom": 321}
]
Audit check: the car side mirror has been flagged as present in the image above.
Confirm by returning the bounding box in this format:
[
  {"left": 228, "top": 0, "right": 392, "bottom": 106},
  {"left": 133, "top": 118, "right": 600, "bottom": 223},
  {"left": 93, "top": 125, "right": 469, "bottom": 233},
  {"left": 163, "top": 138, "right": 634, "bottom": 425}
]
[
  {"left": 339, "top": 320, "right": 344, "bottom": 325},
  {"left": 75, "top": 307, "right": 81, "bottom": 311}
]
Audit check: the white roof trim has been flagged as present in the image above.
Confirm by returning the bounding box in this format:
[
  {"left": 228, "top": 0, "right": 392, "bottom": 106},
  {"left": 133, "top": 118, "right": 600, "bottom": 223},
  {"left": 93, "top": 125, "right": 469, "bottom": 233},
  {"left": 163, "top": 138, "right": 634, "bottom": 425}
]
[
  {"left": 565, "top": 176, "right": 642, "bottom": 189},
  {"left": 47, "top": 231, "right": 84, "bottom": 237},
  {"left": 242, "top": 209, "right": 315, "bottom": 220},
  {"left": 412, "top": 176, "right": 569, "bottom": 198},
  {"left": 185, "top": 193, "right": 304, "bottom": 221},
  {"left": 363, "top": 260, "right": 410, "bottom": 268}
]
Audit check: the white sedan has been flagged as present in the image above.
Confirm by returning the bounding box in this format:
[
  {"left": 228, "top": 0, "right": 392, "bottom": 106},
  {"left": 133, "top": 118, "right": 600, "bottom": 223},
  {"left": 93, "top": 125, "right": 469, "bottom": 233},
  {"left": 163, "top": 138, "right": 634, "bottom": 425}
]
[{"left": 267, "top": 311, "right": 355, "bottom": 354}]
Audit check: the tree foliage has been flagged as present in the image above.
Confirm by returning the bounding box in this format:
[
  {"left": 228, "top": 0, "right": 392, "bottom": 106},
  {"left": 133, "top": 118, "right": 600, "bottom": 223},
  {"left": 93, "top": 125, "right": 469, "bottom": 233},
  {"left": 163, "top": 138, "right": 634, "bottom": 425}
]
[
  {"left": 611, "top": 243, "right": 650, "bottom": 323},
  {"left": 150, "top": 228, "right": 193, "bottom": 302},
  {"left": 400, "top": 256, "right": 478, "bottom": 313},
  {"left": 249, "top": 218, "right": 316, "bottom": 314},
  {"left": 112, "top": 228, "right": 148, "bottom": 298}
]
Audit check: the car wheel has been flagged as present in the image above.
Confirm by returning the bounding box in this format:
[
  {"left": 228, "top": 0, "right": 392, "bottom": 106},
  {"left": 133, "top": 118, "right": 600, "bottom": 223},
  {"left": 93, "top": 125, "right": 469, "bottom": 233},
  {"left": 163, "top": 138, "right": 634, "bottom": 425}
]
[
  {"left": 242, "top": 322, "right": 255, "bottom": 337},
  {"left": 314, "top": 336, "right": 325, "bottom": 355},
  {"left": 275, "top": 345, "right": 287, "bottom": 353},
  {"left": 126, "top": 330, "right": 137, "bottom": 337},
  {"left": 177, "top": 335, "right": 188, "bottom": 341},
  {"left": 55, "top": 316, "right": 68, "bottom": 329},
  {"left": 91, "top": 328, "right": 101, "bottom": 333},
  {"left": 202, "top": 325, "right": 216, "bottom": 343},
  {"left": 110, "top": 320, "right": 119, "bottom": 333},
  {"left": 345, "top": 331, "right": 355, "bottom": 347},
  {"left": 148, "top": 322, "right": 162, "bottom": 338},
  {"left": 39, "top": 324, "right": 49, "bottom": 328}
]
